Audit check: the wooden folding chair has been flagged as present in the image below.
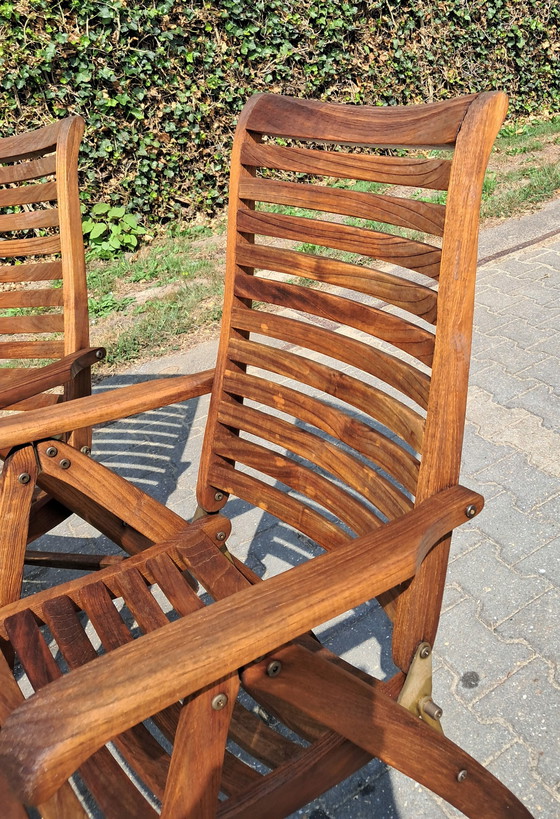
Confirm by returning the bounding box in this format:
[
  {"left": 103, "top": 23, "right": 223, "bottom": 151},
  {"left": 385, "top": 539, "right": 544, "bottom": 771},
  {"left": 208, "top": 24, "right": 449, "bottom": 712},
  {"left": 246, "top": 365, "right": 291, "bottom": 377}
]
[
  {"left": 0, "top": 119, "right": 213, "bottom": 605},
  {"left": 0, "top": 91, "right": 532, "bottom": 817}
]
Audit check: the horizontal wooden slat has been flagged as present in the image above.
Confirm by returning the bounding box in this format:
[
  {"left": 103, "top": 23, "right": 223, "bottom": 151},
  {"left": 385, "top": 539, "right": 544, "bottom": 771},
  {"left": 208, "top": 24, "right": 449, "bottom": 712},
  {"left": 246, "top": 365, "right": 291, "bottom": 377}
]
[
  {"left": 0, "top": 154, "right": 56, "bottom": 185},
  {"left": 0, "top": 288, "right": 63, "bottom": 309},
  {"left": 0, "top": 235, "right": 61, "bottom": 258},
  {"left": 246, "top": 93, "right": 475, "bottom": 147},
  {"left": 237, "top": 244, "right": 437, "bottom": 323},
  {"left": 215, "top": 426, "right": 383, "bottom": 535},
  {"left": 223, "top": 370, "right": 419, "bottom": 492},
  {"left": 228, "top": 337, "right": 424, "bottom": 451},
  {"left": 241, "top": 142, "right": 452, "bottom": 190},
  {"left": 240, "top": 178, "right": 446, "bottom": 236},
  {"left": 209, "top": 461, "right": 349, "bottom": 550},
  {"left": 237, "top": 210, "right": 441, "bottom": 278},
  {"left": 0, "top": 121, "right": 61, "bottom": 162},
  {"left": 231, "top": 306, "right": 430, "bottom": 409},
  {"left": 0, "top": 181, "right": 57, "bottom": 207},
  {"left": 218, "top": 401, "right": 412, "bottom": 520},
  {"left": 0, "top": 340, "right": 64, "bottom": 359},
  {"left": 0, "top": 261, "right": 62, "bottom": 282},
  {"left": 234, "top": 272, "right": 435, "bottom": 365},
  {"left": 0, "top": 209, "right": 59, "bottom": 232},
  {"left": 0, "top": 314, "right": 64, "bottom": 333}
]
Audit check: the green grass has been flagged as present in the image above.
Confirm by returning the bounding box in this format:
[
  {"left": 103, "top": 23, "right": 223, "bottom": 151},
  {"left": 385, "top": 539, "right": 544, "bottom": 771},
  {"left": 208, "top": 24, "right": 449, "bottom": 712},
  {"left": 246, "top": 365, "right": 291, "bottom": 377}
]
[{"left": 482, "top": 162, "right": 560, "bottom": 220}]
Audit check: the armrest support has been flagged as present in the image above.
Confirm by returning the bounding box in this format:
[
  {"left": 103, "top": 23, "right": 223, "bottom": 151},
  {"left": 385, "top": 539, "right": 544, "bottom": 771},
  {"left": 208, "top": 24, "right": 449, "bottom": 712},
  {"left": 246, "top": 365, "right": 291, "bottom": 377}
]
[
  {"left": 0, "top": 484, "right": 483, "bottom": 805},
  {"left": 0, "top": 369, "right": 215, "bottom": 449},
  {"left": 0, "top": 348, "right": 106, "bottom": 410}
]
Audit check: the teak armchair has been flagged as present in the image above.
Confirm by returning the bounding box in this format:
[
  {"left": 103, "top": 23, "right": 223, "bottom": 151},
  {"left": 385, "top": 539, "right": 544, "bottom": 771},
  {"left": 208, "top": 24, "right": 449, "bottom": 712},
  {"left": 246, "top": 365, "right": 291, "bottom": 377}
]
[{"left": 0, "top": 92, "right": 533, "bottom": 817}]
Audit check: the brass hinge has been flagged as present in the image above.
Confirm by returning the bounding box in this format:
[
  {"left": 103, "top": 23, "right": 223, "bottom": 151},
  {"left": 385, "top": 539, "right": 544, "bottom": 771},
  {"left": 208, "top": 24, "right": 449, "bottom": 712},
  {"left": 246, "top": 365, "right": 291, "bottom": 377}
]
[{"left": 397, "top": 642, "right": 444, "bottom": 733}]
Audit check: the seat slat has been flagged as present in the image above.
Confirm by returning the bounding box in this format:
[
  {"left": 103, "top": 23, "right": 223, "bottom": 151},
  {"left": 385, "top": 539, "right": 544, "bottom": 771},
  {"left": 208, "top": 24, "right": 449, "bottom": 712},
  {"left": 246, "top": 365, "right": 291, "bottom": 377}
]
[
  {"left": 144, "top": 553, "right": 203, "bottom": 616},
  {"left": 240, "top": 178, "right": 446, "bottom": 236},
  {"left": 2, "top": 393, "right": 62, "bottom": 411},
  {"left": 209, "top": 461, "right": 349, "bottom": 549},
  {"left": 0, "top": 260, "right": 62, "bottom": 282},
  {"left": 217, "top": 402, "right": 412, "bottom": 520},
  {"left": 0, "top": 314, "right": 64, "bottom": 333},
  {"left": 0, "top": 181, "right": 57, "bottom": 207},
  {"left": 0, "top": 154, "right": 56, "bottom": 185},
  {"left": 234, "top": 272, "right": 435, "bottom": 366},
  {"left": 0, "top": 288, "right": 63, "bottom": 309},
  {"left": 222, "top": 370, "right": 419, "bottom": 492},
  {"left": 236, "top": 243, "right": 438, "bottom": 323},
  {"left": 230, "top": 703, "right": 303, "bottom": 770},
  {"left": 214, "top": 425, "right": 384, "bottom": 535},
  {"left": 241, "top": 141, "right": 451, "bottom": 190},
  {"left": 228, "top": 337, "right": 425, "bottom": 452},
  {"left": 0, "top": 234, "right": 61, "bottom": 258},
  {"left": 237, "top": 209, "right": 441, "bottom": 277},
  {"left": 231, "top": 306, "right": 430, "bottom": 410},
  {"left": 0, "top": 208, "right": 59, "bottom": 231}
]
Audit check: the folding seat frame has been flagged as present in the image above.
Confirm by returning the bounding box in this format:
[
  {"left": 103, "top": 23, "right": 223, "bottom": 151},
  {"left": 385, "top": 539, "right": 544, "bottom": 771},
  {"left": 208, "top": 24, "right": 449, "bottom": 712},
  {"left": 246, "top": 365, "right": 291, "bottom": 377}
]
[{"left": 0, "top": 91, "right": 533, "bottom": 817}]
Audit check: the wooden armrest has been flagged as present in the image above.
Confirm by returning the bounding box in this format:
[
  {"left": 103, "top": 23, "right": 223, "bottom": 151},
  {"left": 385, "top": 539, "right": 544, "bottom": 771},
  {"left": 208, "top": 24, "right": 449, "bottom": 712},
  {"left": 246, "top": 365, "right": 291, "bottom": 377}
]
[
  {"left": 0, "top": 348, "right": 106, "bottom": 410},
  {"left": 0, "top": 485, "right": 483, "bottom": 805},
  {"left": 0, "top": 369, "right": 215, "bottom": 449}
]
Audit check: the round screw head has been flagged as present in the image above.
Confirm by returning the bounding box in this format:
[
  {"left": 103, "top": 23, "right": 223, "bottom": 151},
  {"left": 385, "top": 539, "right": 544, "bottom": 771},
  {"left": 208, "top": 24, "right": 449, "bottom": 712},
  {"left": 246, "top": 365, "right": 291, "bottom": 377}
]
[
  {"left": 214, "top": 491, "right": 224, "bottom": 502},
  {"left": 465, "top": 504, "right": 477, "bottom": 519},
  {"left": 95, "top": 349, "right": 106, "bottom": 359},
  {"left": 59, "top": 458, "right": 71, "bottom": 469},
  {"left": 266, "top": 660, "right": 282, "bottom": 678},
  {"left": 457, "top": 769, "right": 468, "bottom": 783},
  {"left": 211, "top": 693, "right": 228, "bottom": 711},
  {"left": 18, "top": 473, "right": 31, "bottom": 484},
  {"left": 45, "top": 446, "right": 58, "bottom": 457},
  {"left": 80, "top": 446, "right": 92, "bottom": 456},
  {"left": 216, "top": 531, "right": 226, "bottom": 542},
  {"left": 419, "top": 644, "right": 431, "bottom": 659}
]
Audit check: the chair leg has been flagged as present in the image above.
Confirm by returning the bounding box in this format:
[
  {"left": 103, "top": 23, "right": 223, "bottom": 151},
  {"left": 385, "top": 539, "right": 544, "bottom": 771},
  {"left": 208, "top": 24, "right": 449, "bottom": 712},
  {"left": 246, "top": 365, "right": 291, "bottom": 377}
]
[
  {"left": 242, "top": 644, "right": 532, "bottom": 819},
  {"left": 161, "top": 673, "right": 240, "bottom": 819},
  {"left": 0, "top": 446, "right": 37, "bottom": 607}
]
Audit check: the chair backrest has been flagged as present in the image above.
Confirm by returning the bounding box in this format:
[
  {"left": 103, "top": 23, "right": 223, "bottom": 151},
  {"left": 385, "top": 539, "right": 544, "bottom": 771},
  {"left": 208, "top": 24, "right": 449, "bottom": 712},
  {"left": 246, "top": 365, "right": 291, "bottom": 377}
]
[
  {"left": 196, "top": 92, "right": 507, "bottom": 664},
  {"left": 0, "top": 117, "right": 89, "bottom": 412}
]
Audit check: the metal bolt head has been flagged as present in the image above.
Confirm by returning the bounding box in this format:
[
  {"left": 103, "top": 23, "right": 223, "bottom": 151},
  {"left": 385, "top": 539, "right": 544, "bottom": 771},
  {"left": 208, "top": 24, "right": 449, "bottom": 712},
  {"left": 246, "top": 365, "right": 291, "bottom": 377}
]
[
  {"left": 457, "top": 769, "right": 468, "bottom": 783},
  {"left": 95, "top": 349, "right": 106, "bottom": 359},
  {"left": 216, "top": 531, "right": 226, "bottom": 542},
  {"left": 80, "top": 446, "right": 92, "bottom": 456},
  {"left": 419, "top": 644, "right": 431, "bottom": 660},
  {"left": 18, "top": 473, "right": 31, "bottom": 484},
  {"left": 266, "top": 660, "right": 282, "bottom": 678},
  {"left": 211, "top": 693, "right": 228, "bottom": 711},
  {"left": 59, "top": 458, "right": 71, "bottom": 469},
  {"left": 45, "top": 446, "right": 58, "bottom": 458},
  {"left": 465, "top": 504, "right": 477, "bottom": 519},
  {"left": 214, "top": 491, "right": 224, "bottom": 502},
  {"left": 422, "top": 699, "right": 443, "bottom": 721}
]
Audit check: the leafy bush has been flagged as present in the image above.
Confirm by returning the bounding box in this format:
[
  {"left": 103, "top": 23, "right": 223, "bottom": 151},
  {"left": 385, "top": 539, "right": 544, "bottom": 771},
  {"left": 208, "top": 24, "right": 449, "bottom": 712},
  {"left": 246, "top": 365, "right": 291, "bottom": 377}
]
[
  {"left": 82, "top": 203, "right": 146, "bottom": 259},
  {"left": 0, "top": 1, "right": 557, "bottom": 228}
]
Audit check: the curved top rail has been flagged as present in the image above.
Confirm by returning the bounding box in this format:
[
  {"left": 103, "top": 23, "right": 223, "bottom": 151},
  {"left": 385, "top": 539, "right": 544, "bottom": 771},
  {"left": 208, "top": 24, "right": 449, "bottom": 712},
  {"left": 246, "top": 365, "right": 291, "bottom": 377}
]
[{"left": 0, "top": 116, "right": 84, "bottom": 163}]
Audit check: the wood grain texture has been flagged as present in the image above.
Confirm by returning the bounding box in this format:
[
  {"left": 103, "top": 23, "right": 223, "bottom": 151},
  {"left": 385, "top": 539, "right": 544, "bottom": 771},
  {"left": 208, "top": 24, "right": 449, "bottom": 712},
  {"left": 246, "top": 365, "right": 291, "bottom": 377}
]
[
  {"left": 240, "top": 178, "right": 446, "bottom": 235},
  {"left": 0, "top": 181, "right": 57, "bottom": 207},
  {"left": 241, "top": 141, "right": 452, "bottom": 189},
  {"left": 0, "top": 287, "right": 63, "bottom": 308},
  {"left": 0, "top": 446, "right": 37, "bottom": 606},
  {"left": 0, "top": 234, "right": 61, "bottom": 258},
  {"left": 0, "top": 487, "right": 482, "bottom": 804},
  {"left": 0, "top": 153, "right": 56, "bottom": 184},
  {"left": 235, "top": 243, "right": 438, "bottom": 323},
  {"left": 0, "top": 260, "right": 62, "bottom": 282},
  {"left": 0, "top": 208, "right": 59, "bottom": 231},
  {"left": 0, "top": 313, "right": 64, "bottom": 333},
  {"left": 237, "top": 209, "right": 442, "bottom": 277},
  {"left": 245, "top": 93, "right": 475, "bottom": 147},
  {"left": 234, "top": 270, "right": 435, "bottom": 364}
]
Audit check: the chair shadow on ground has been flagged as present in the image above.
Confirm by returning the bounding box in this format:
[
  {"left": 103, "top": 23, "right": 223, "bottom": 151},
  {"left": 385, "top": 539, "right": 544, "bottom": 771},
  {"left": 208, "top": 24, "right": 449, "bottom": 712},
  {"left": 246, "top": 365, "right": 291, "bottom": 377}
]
[{"left": 23, "top": 377, "right": 403, "bottom": 817}]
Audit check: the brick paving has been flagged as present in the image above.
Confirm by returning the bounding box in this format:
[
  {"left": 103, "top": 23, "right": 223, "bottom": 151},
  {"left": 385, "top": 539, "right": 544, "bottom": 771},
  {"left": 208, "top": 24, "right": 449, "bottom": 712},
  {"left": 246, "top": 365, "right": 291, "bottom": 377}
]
[{"left": 23, "top": 202, "right": 560, "bottom": 817}]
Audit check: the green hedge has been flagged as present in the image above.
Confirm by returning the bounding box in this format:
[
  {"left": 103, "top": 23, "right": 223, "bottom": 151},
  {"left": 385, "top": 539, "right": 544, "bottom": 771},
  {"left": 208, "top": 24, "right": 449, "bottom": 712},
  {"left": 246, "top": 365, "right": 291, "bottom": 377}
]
[{"left": 0, "top": 1, "right": 558, "bottom": 224}]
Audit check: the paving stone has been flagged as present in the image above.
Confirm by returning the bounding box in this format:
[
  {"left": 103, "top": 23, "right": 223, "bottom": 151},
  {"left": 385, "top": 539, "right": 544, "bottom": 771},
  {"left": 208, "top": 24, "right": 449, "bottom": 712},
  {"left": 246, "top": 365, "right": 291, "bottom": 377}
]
[
  {"left": 460, "top": 423, "right": 515, "bottom": 476},
  {"left": 515, "top": 537, "right": 560, "bottom": 587},
  {"left": 506, "top": 384, "right": 560, "bottom": 431},
  {"left": 497, "top": 589, "right": 560, "bottom": 683},
  {"left": 448, "top": 523, "right": 485, "bottom": 561},
  {"left": 531, "top": 249, "right": 560, "bottom": 272},
  {"left": 477, "top": 287, "right": 522, "bottom": 314},
  {"left": 526, "top": 356, "right": 560, "bottom": 393},
  {"left": 477, "top": 659, "right": 560, "bottom": 789},
  {"left": 473, "top": 491, "right": 558, "bottom": 564},
  {"left": 488, "top": 742, "right": 560, "bottom": 817},
  {"left": 484, "top": 342, "right": 547, "bottom": 376},
  {"left": 449, "top": 542, "right": 550, "bottom": 627},
  {"left": 486, "top": 319, "right": 552, "bottom": 349},
  {"left": 437, "top": 597, "right": 534, "bottom": 705},
  {"left": 473, "top": 451, "right": 560, "bottom": 512},
  {"left": 472, "top": 303, "right": 514, "bottom": 334},
  {"left": 469, "top": 361, "right": 538, "bottom": 403}
]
